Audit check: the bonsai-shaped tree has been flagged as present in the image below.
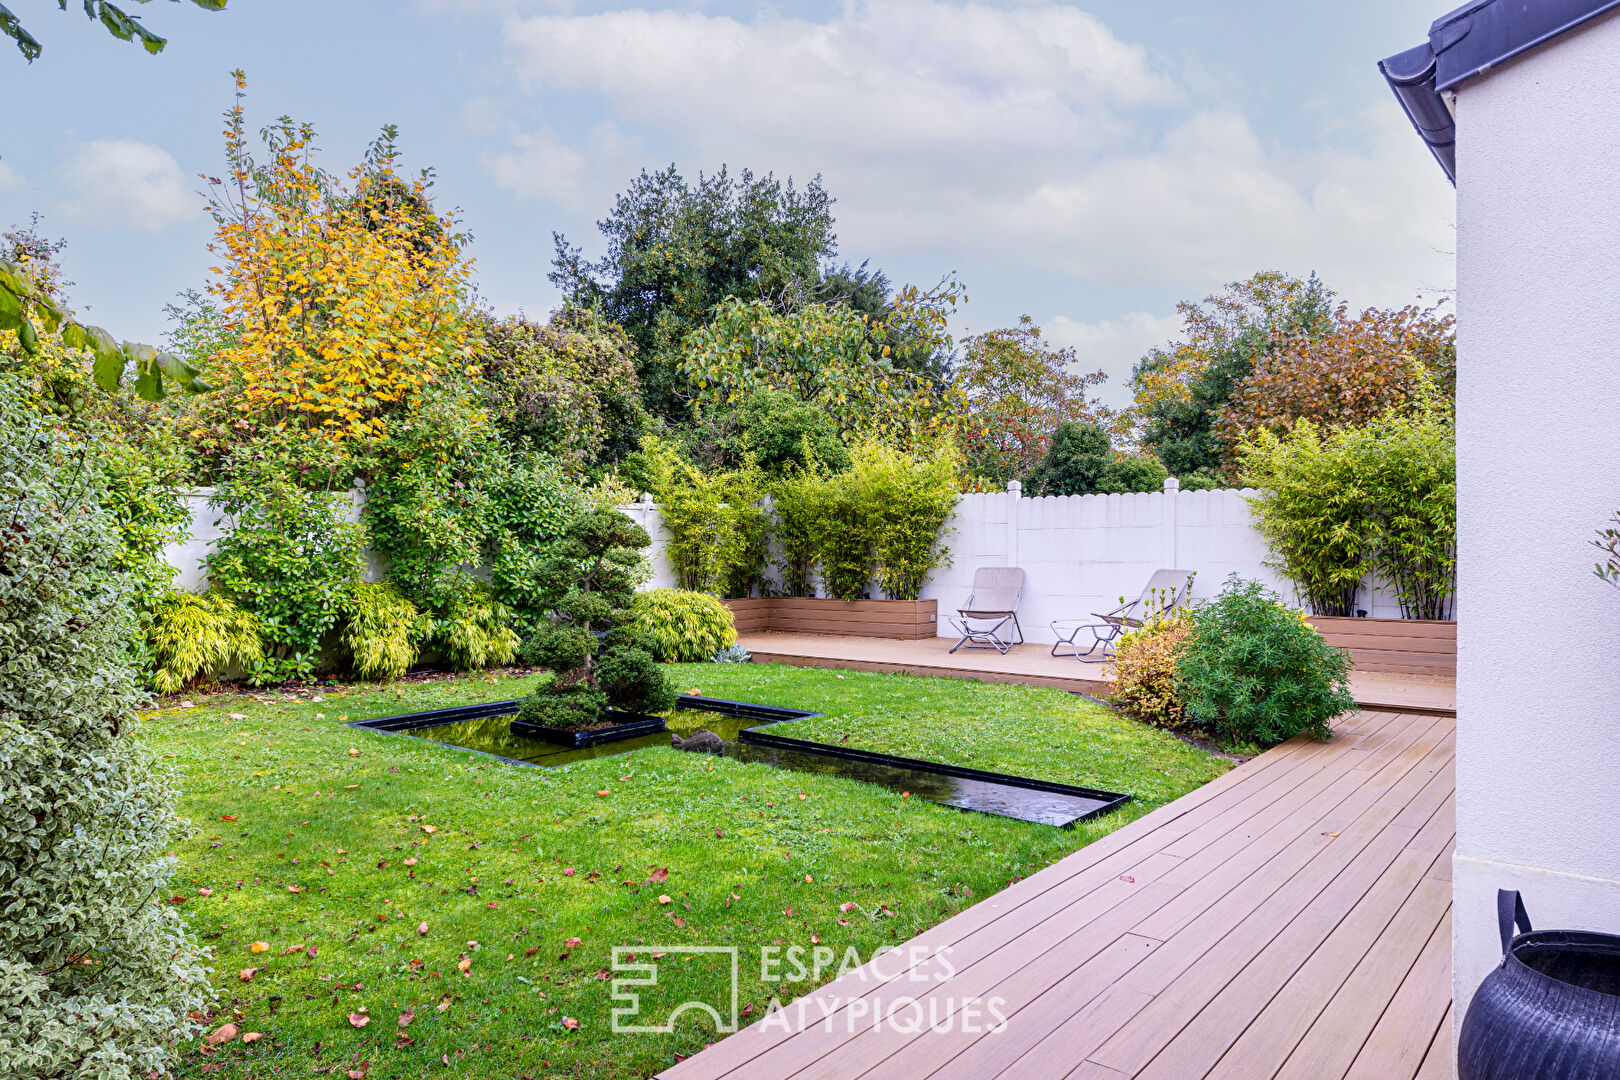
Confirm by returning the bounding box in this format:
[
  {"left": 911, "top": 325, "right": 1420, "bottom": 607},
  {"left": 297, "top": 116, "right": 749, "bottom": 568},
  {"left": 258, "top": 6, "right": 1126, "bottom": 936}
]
[{"left": 517, "top": 507, "right": 676, "bottom": 728}]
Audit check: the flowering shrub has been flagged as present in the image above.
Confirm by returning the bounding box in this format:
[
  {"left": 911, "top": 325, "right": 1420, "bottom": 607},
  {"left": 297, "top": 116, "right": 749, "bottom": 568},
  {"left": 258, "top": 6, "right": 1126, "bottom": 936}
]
[
  {"left": 629, "top": 589, "right": 738, "bottom": 663},
  {"left": 1110, "top": 612, "right": 1191, "bottom": 728}
]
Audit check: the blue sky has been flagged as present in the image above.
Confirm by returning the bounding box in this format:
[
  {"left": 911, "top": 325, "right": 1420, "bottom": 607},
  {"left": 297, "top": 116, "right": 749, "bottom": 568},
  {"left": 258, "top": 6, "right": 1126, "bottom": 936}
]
[{"left": 0, "top": 0, "right": 1454, "bottom": 407}]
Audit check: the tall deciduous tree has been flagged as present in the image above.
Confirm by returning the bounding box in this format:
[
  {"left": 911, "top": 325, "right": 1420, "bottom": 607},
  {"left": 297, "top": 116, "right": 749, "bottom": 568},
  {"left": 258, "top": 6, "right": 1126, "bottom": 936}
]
[
  {"left": 1215, "top": 301, "right": 1455, "bottom": 449},
  {"left": 1131, "top": 271, "right": 1336, "bottom": 478},
  {"left": 4, "top": 0, "right": 226, "bottom": 62},
  {"left": 954, "top": 315, "right": 1109, "bottom": 485},
  {"left": 550, "top": 165, "right": 837, "bottom": 419},
  {"left": 203, "top": 72, "right": 474, "bottom": 442}
]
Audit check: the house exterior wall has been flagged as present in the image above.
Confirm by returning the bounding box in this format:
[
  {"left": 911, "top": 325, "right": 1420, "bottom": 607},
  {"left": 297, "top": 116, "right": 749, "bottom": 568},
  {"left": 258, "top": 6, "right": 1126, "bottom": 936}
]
[{"left": 1451, "top": 9, "right": 1620, "bottom": 1029}]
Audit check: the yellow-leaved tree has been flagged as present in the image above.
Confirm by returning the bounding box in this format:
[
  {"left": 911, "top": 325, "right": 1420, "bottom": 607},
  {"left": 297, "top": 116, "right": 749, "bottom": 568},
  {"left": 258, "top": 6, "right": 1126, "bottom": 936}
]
[{"left": 204, "top": 72, "right": 474, "bottom": 440}]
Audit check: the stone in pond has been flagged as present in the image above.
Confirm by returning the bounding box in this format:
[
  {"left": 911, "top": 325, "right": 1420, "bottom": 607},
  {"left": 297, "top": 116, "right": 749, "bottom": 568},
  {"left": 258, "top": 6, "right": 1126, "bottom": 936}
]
[{"left": 672, "top": 729, "right": 724, "bottom": 754}]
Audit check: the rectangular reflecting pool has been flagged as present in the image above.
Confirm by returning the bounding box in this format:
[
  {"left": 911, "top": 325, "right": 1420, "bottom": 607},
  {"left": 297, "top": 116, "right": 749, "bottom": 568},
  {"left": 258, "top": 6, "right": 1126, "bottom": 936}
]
[{"left": 351, "top": 694, "right": 1129, "bottom": 828}]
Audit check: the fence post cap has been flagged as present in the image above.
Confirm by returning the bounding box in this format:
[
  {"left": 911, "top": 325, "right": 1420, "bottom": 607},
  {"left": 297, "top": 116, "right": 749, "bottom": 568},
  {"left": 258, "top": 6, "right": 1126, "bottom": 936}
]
[
  {"left": 1007, "top": 480, "right": 1022, "bottom": 496},
  {"left": 1163, "top": 476, "right": 1180, "bottom": 492}
]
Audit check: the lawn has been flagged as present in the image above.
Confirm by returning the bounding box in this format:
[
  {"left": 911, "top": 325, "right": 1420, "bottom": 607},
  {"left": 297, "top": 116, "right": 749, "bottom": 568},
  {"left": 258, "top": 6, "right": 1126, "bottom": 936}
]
[{"left": 150, "top": 663, "right": 1229, "bottom": 1079}]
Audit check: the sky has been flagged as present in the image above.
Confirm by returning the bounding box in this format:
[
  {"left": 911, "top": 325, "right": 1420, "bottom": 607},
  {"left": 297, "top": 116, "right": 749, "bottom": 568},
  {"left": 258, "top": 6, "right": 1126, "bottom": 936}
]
[{"left": 0, "top": 0, "right": 1456, "bottom": 408}]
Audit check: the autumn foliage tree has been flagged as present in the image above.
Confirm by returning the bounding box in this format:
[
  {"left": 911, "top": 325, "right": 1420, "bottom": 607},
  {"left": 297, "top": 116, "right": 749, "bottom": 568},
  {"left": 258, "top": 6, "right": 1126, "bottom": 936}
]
[
  {"left": 202, "top": 73, "right": 474, "bottom": 443},
  {"left": 1215, "top": 301, "right": 1455, "bottom": 451},
  {"left": 954, "top": 315, "right": 1109, "bottom": 484}
]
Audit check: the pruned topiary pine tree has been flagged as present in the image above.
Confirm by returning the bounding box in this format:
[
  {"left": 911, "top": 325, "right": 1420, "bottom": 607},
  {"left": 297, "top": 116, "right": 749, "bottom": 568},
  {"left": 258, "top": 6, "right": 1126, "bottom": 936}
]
[
  {"left": 516, "top": 507, "right": 676, "bottom": 730},
  {"left": 0, "top": 375, "right": 208, "bottom": 1078}
]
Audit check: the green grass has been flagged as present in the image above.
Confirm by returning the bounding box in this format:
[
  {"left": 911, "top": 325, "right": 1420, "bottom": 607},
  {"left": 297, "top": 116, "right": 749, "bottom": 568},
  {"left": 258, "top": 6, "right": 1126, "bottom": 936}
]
[{"left": 149, "top": 664, "right": 1229, "bottom": 1079}]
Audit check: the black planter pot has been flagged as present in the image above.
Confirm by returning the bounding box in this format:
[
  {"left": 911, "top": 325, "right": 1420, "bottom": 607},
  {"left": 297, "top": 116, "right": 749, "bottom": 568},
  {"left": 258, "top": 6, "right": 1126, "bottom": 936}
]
[
  {"left": 509, "top": 711, "right": 666, "bottom": 748},
  {"left": 1459, "top": 890, "right": 1620, "bottom": 1079}
]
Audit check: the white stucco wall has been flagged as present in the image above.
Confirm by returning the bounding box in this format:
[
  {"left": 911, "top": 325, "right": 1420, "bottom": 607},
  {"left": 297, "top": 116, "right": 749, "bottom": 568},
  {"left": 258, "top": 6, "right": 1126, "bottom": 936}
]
[{"left": 1451, "top": 9, "right": 1620, "bottom": 1028}]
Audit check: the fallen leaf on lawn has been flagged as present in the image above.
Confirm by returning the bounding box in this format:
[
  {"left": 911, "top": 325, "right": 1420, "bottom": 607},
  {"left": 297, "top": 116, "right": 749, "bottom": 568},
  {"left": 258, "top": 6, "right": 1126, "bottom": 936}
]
[
  {"left": 347, "top": 1070, "right": 366, "bottom": 1079},
  {"left": 457, "top": 956, "right": 472, "bottom": 976},
  {"left": 672, "top": 916, "right": 686, "bottom": 927},
  {"left": 221, "top": 815, "right": 237, "bottom": 822},
  {"left": 198, "top": 887, "right": 214, "bottom": 897},
  {"left": 657, "top": 895, "right": 672, "bottom": 905},
  {"left": 839, "top": 902, "right": 858, "bottom": 913},
  {"left": 563, "top": 867, "right": 575, "bottom": 876},
  {"left": 837, "top": 917, "right": 849, "bottom": 926},
  {"left": 561, "top": 1017, "right": 580, "bottom": 1030},
  {"left": 650, "top": 951, "right": 665, "bottom": 959},
  {"left": 397, "top": 1009, "right": 415, "bottom": 1027},
  {"left": 595, "top": 789, "right": 610, "bottom": 797},
  {"left": 420, "top": 825, "right": 437, "bottom": 834},
  {"left": 239, "top": 968, "right": 257, "bottom": 981},
  {"left": 804, "top": 874, "right": 814, "bottom": 883},
  {"left": 649, "top": 867, "right": 669, "bottom": 883},
  {"left": 306, "top": 945, "right": 318, "bottom": 957},
  {"left": 564, "top": 936, "right": 582, "bottom": 948},
  {"left": 345, "top": 784, "right": 360, "bottom": 790},
  {"left": 417, "top": 922, "right": 429, "bottom": 935},
  {"left": 348, "top": 1012, "right": 369, "bottom": 1028},
  {"left": 286, "top": 885, "right": 303, "bottom": 893},
  {"left": 437, "top": 998, "right": 451, "bottom": 1012},
  {"left": 403, "top": 858, "right": 417, "bottom": 866},
  {"left": 741, "top": 1003, "right": 755, "bottom": 1018},
  {"left": 229, "top": 713, "right": 246, "bottom": 720},
  {"left": 204, "top": 1023, "right": 239, "bottom": 1045},
  {"left": 249, "top": 941, "right": 269, "bottom": 954},
  {"left": 798, "top": 793, "right": 808, "bottom": 800},
  {"left": 241, "top": 1032, "right": 262, "bottom": 1043},
  {"left": 525, "top": 946, "right": 539, "bottom": 956},
  {"left": 348, "top": 748, "right": 359, "bottom": 757}
]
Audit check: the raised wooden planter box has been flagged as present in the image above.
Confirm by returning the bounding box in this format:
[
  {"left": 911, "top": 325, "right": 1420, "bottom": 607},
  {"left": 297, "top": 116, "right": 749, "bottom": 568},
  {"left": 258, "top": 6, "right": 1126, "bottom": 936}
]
[
  {"left": 1308, "top": 616, "right": 1456, "bottom": 677},
  {"left": 723, "top": 597, "right": 938, "bottom": 639}
]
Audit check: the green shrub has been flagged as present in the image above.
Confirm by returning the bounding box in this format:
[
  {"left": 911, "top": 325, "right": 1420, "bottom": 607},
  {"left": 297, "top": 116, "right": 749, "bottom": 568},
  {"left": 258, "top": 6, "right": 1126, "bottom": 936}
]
[
  {"left": 1096, "top": 454, "right": 1169, "bottom": 494},
  {"left": 516, "top": 508, "right": 673, "bottom": 730},
  {"left": 630, "top": 588, "right": 739, "bottom": 662},
  {"left": 656, "top": 456, "right": 769, "bottom": 597},
  {"left": 1177, "top": 575, "right": 1355, "bottom": 748},
  {"left": 769, "top": 467, "right": 827, "bottom": 597},
  {"left": 439, "top": 584, "right": 521, "bottom": 671},
  {"left": 146, "top": 589, "right": 264, "bottom": 694},
  {"left": 812, "top": 463, "right": 874, "bottom": 600},
  {"left": 1241, "top": 397, "right": 1455, "bottom": 618},
  {"left": 0, "top": 376, "right": 208, "bottom": 1078},
  {"left": 858, "top": 442, "right": 959, "bottom": 600},
  {"left": 206, "top": 440, "right": 366, "bottom": 683},
  {"left": 485, "top": 450, "right": 585, "bottom": 631},
  {"left": 1025, "top": 421, "right": 1110, "bottom": 496},
  {"left": 341, "top": 582, "right": 429, "bottom": 681}
]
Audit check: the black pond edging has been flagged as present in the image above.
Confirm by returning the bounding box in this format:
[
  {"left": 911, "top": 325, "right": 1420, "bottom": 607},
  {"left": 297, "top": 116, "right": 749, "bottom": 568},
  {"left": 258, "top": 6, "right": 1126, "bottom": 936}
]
[
  {"left": 511, "top": 712, "right": 666, "bottom": 747},
  {"left": 349, "top": 693, "right": 1130, "bottom": 826}
]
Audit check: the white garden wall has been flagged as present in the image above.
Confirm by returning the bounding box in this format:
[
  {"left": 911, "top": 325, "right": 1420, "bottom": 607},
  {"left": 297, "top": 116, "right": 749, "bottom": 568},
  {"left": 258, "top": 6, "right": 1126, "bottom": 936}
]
[{"left": 163, "top": 482, "right": 1415, "bottom": 638}]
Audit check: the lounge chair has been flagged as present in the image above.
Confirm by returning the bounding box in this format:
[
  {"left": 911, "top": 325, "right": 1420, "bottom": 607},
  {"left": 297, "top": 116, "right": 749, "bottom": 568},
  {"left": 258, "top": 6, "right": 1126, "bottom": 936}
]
[
  {"left": 1050, "top": 568, "right": 1196, "bottom": 663},
  {"left": 947, "top": 567, "right": 1026, "bottom": 654}
]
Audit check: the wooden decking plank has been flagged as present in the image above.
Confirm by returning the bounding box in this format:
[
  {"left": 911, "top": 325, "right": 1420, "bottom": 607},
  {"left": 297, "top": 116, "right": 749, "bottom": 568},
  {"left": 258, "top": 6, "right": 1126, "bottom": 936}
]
[
  {"left": 1125, "top": 807, "right": 1455, "bottom": 1079},
  {"left": 1344, "top": 911, "right": 1454, "bottom": 1080},
  {"left": 853, "top": 933, "right": 1163, "bottom": 1080},
  {"left": 1207, "top": 853, "right": 1452, "bottom": 1080},
  {"left": 1411, "top": 1004, "right": 1454, "bottom": 1080},
  {"left": 1001, "top": 986, "right": 1153, "bottom": 1080},
  {"left": 1080, "top": 758, "right": 1455, "bottom": 1076},
  {"left": 731, "top": 870, "right": 1183, "bottom": 1080},
  {"left": 1131, "top": 724, "right": 1453, "bottom": 944}
]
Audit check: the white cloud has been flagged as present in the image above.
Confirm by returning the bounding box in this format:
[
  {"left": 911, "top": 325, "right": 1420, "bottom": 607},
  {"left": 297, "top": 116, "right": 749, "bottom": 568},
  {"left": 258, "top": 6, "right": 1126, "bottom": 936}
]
[
  {"left": 481, "top": 120, "right": 644, "bottom": 211},
  {"left": 477, "top": 0, "right": 1454, "bottom": 310},
  {"left": 1046, "top": 310, "right": 1185, "bottom": 409},
  {"left": 57, "top": 139, "right": 194, "bottom": 233}
]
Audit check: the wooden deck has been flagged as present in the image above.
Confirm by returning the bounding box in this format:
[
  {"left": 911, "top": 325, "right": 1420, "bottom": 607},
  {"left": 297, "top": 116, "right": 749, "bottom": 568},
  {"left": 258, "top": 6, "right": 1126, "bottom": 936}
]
[
  {"left": 739, "top": 631, "right": 1457, "bottom": 715},
  {"left": 661, "top": 708, "right": 1455, "bottom": 1080}
]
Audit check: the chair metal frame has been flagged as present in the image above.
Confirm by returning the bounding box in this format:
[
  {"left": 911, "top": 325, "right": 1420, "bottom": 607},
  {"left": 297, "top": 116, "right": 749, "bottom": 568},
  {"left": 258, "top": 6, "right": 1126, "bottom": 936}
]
[
  {"left": 947, "top": 567, "right": 1027, "bottom": 654},
  {"left": 1050, "top": 569, "right": 1196, "bottom": 663}
]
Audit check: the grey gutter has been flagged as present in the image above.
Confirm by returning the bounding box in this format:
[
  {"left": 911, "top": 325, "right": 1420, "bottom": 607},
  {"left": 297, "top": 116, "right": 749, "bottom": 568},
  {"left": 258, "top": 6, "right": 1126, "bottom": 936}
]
[{"left": 1379, "top": 0, "right": 1620, "bottom": 185}]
